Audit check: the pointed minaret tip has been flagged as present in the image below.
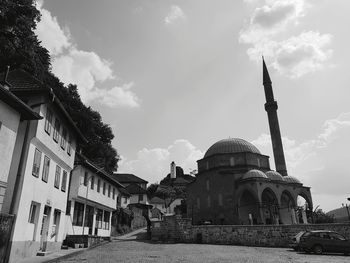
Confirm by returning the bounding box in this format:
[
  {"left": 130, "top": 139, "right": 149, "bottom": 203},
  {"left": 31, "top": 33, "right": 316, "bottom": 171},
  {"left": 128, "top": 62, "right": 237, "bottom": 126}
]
[{"left": 263, "top": 57, "right": 272, "bottom": 85}]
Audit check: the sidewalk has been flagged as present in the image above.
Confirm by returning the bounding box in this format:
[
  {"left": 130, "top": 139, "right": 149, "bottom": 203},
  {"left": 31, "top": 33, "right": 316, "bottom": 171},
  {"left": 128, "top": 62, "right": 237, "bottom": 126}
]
[
  {"left": 16, "top": 247, "right": 86, "bottom": 263},
  {"left": 15, "top": 227, "right": 148, "bottom": 263}
]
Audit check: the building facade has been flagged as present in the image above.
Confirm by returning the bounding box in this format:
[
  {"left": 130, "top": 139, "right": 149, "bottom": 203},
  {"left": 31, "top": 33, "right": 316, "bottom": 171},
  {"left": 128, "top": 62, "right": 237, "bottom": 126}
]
[
  {"left": 1, "top": 70, "right": 86, "bottom": 262},
  {"left": 66, "top": 155, "right": 124, "bottom": 237},
  {"left": 0, "top": 81, "right": 41, "bottom": 211},
  {"left": 187, "top": 138, "right": 313, "bottom": 225}
]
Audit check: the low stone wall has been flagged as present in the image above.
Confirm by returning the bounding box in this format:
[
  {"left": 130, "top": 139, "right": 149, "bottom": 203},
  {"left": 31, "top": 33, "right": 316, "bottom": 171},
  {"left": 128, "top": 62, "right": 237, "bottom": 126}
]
[{"left": 151, "top": 215, "right": 350, "bottom": 247}]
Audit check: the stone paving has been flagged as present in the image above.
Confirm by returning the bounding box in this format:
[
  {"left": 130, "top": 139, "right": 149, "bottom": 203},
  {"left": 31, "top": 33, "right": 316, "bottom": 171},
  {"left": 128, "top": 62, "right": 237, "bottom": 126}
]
[{"left": 53, "top": 229, "right": 350, "bottom": 263}]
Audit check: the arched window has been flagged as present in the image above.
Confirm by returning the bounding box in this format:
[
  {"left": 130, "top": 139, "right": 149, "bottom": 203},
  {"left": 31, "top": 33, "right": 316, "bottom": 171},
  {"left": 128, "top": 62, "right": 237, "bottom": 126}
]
[{"left": 230, "top": 157, "right": 235, "bottom": 166}]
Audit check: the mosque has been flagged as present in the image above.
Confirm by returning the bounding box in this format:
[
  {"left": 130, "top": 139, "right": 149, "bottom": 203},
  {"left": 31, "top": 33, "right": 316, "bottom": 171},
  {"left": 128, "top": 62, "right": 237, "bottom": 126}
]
[{"left": 186, "top": 60, "right": 313, "bottom": 225}]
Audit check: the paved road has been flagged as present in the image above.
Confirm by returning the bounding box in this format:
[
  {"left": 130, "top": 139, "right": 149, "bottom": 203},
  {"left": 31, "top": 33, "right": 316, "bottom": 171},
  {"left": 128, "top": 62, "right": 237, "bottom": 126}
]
[{"left": 55, "top": 230, "right": 349, "bottom": 263}]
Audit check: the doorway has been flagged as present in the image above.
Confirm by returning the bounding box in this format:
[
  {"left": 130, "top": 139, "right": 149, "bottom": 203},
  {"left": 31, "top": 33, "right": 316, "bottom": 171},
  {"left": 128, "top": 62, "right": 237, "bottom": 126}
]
[{"left": 39, "top": 205, "right": 51, "bottom": 251}]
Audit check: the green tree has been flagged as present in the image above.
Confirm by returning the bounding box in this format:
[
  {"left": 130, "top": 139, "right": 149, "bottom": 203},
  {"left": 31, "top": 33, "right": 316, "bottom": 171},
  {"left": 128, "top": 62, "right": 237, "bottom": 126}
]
[{"left": 0, "top": 1, "right": 120, "bottom": 172}]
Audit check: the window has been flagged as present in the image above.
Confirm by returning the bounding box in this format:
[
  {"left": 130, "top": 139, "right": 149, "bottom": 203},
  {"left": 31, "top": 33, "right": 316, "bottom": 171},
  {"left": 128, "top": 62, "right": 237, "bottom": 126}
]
[
  {"left": 83, "top": 172, "right": 88, "bottom": 186},
  {"left": 207, "top": 195, "right": 211, "bottom": 207},
  {"left": 108, "top": 185, "right": 111, "bottom": 198},
  {"left": 44, "top": 108, "right": 53, "bottom": 135},
  {"left": 42, "top": 156, "right": 50, "bottom": 182},
  {"left": 218, "top": 193, "right": 223, "bottom": 206},
  {"left": 257, "top": 158, "right": 261, "bottom": 167},
  {"left": 54, "top": 165, "right": 61, "bottom": 189},
  {"left": 123, "top": 197, "right": 128, "bottom": 204},
  {"left": 90, "top": 176, "right": 94, "bottom": 190},
  {"left": 117, "top": 195, "right": 121, "bottom": 206},
  {"left": 197, "top": 197, "right": 200, "bottom": 209},
  {"left": 67, "top": 135, "right": 71, "bottom": 156},
  {"left": 103, "top": 211, "right": 110, "bottom": 230},
  {"left": 61, "top": 170, "right": 67, "bottom": 192},
  {"left": 60, "top": 128, "right": 67, "bottom": 150},
  {"left": 230, "top": 157, "right": 235, "bottom": 166},
  {"left": 97, "top": 179, "right": 101, "bottom": 193},
  {"left": 139, "top": 194, "right": 144, "bottom": 202},
  {"left": 32, "top": 148, "right": 42, "bottom": 177},
  {"left": 113, "top": 188, "right": 115, "bottom": 200},
  {"left": 28, "top": 203, "right": 37, "bottom": 223},
  {"left": 103, "top": 182, "right": 106, "bottom": 195},
  {"left": 72, "top": 201, "right": 84, "bottom": 226},
  {"left": 53, "top": 118, "right": 61, "bottom": 143},
  {"left": 330, "top": 233, "right": 346, "bottom": 241},
  {"left": 96, "top": 209, "right": 103, "bottom": 229},
  {"left": 206, "top": 179, "right": 210, "bottom": 190},
  {"left": 84, "top": 205, "right": 94, "bottom": 227}
]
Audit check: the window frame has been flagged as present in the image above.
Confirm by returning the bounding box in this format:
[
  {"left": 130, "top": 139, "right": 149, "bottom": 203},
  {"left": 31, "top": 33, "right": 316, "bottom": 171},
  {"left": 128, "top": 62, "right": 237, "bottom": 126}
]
[
  {"left": 28, "top": 203, "right": 37, "bottom": 224},
  {"left": 42, "top": 155, "right": 50, "bottom": 183},
  {"left": 72, "top": 201, "right": 84, "bottom": 226},
  {"left": 32, "top": 148, "right": 42, "bottom": 177},
  {"left": 44, "top": 108, "right": 53, "bottom": 135},
  {"left": 61, "top": 170, "right": 67, "bottom": 192},
  {"left": 60, "top": 128, "right": 67, "bottom": 150},
  {"left": 53, "top": 118, "right": 61, "bottom": 143},
  {"left": 54, "top": 165, "right": 61, "bottom": 189}
]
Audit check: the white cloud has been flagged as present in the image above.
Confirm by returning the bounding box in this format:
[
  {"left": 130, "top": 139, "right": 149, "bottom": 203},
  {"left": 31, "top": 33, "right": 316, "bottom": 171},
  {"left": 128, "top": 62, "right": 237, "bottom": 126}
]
[
  {"left": 240, "top": 0, "right": 333, "bottom": 78},
  {"left": 164, "top": 5, "right": 186, "bottom": 25},
  {"left": 35, "top": 1, "right": 140, "bottom": 108},
  {"left": 98, "top": 83, "right": 140, "bottom": 108},
  {"left": 118, "top": 139, "right": 204, "bottom": 183},
  {"left": 252, "top": 112, "right": 350, "bottom": 211},
  {"left": 35, "top": 0, "right": 71, "bottom": 56}
]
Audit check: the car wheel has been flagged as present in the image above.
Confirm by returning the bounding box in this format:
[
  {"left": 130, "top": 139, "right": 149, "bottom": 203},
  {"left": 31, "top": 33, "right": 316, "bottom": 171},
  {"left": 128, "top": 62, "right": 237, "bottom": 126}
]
[{"left": 313, "top": 245, "right": 323, "bottom": 255}]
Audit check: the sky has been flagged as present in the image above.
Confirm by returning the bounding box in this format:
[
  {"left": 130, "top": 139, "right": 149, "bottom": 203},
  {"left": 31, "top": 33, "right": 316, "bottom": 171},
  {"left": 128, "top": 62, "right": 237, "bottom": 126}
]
[{"left": 35, "top": 0, "right": 350, "bottom": 212}]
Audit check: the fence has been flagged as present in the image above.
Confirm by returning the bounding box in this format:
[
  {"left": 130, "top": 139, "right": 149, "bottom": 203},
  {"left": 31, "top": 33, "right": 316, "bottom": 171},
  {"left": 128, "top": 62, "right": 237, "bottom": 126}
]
[{"left": 0, "top": 213, "right": 15, "bottom": 263}]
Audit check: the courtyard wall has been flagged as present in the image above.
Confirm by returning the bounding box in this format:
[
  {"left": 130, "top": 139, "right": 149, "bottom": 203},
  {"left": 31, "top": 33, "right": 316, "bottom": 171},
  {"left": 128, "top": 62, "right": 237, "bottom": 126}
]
[{"left": 151, "top": 215, "right": 350, "bottom": 247}]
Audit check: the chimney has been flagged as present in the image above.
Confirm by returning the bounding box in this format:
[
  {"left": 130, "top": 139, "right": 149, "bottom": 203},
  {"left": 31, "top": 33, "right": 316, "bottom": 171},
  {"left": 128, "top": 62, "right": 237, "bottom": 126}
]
[{"left": 170, "top": 161, "right": 176, "bottom": 179}]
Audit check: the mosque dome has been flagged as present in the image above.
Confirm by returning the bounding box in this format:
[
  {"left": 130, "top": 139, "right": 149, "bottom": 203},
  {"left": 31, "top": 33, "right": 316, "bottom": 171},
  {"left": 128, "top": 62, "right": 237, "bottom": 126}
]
[
  {"left": 265, "top": 171, "right": 283, "bottom": 181},
  {"left": 242, "top": 169, "right": 268, "bottom": 180},
  {"left": 204, "top": 138, "right": 261, "bottom": 158},
  {"left": 283, "top": 176, "right": 302, "bottom": 184}
]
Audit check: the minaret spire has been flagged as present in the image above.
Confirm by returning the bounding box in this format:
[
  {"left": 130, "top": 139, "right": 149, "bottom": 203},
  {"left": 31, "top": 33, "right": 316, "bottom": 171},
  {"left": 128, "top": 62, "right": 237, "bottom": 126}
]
[{"left": 262, "top": 58, "right": 288, "bottom": 176}]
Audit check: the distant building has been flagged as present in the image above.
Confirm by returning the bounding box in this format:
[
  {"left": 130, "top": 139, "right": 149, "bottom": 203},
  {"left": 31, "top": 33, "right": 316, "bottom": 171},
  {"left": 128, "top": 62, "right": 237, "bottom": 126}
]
[
  {"left": 113, "top": 173, "right": 148, "bottom": 189},
  {"left": 0, "top": 79, "right": 41, "bottom": 211},
  {"left": 186, "top": 60, "right": 313, "bottom": 226},
  {"left": 66, "top": 154, "right": 125, "bottom": 237},
  {"left": 327, "top": 207, "right": 350, "bottom": 223},
  {"left": 1, "top": 69, "right": 86, "bottom": 262}
]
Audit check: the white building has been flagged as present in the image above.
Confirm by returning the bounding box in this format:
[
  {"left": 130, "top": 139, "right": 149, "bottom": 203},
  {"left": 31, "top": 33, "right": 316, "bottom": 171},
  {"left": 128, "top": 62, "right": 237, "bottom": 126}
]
[
  {"left": 66, "top": 155, "right": 124, "bottom": 237},
  {"left": 1, "top": 70, "right": 87, "bottom": 262},
  {"left": 0, "top": 81, "right": 41, "bottom": 211}
]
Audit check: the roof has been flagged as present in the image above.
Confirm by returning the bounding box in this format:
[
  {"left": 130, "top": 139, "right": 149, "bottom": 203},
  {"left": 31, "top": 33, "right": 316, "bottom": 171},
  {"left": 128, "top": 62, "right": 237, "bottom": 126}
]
[
  {"left": 2, "top": 69, "right": 87, "bottom": 143},
  {"left": 75, "top": 153, "right": 124, "bottom": 188},
  {"left": 242, "top": 169, "right": 268, "bottom": 180},
  {"left": 118, "top": 187, "right": 131, "bottom": 197},
  {"left": 265, "top": 171, "right": 283, "bottom": 181},
  {"left": 149, "top": 197, "right": 165, "bottom": 204},
  {"left": 283, "top": 176, "right": 302, "bottom": 184},
  {"left": 125, "top": 183, "right": 147, "bottom": 195},
  {"left": 113, "top": 173, "right": 148, "bottom": 184},
  {"left": 204, "top": 138, "right": 261, "bottom": 158},
  {"left": 0, "top": 84, "right": 42, "bottom": 120}
]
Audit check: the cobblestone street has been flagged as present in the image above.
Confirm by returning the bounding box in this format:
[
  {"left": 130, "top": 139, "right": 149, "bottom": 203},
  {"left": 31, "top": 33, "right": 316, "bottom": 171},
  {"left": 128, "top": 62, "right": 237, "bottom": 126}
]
[{"left": 54, "top": 230, "right": 350, "bottom": 263}]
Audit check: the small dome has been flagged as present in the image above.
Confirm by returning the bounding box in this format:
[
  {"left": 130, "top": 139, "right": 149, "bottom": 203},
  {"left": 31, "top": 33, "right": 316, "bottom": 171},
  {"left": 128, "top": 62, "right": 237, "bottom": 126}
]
[
  {"left": 266, "top": 171, "right": 283, "bottom": 181},
  {"left": 283, "top": 176, "right": 302, "bottom": 184},
  {"left": 242, "top": 169, "right": 268, "bottom": 180},
  {"left": 204, "top": 138, "right": 261, "bottom": 158}
]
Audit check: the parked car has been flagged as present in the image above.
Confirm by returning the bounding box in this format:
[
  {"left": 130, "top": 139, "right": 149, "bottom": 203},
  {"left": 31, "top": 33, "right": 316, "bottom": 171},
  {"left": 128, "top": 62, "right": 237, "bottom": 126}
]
[
  {"left": 299, "top": 230, "right": 350, "bottom": 255},
  {"left": 290, "top": 231, "right": 306, "bottom": 251}
]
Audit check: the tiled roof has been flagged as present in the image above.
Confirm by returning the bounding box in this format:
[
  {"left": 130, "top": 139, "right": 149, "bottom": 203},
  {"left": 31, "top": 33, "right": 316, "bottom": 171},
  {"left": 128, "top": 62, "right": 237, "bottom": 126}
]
[
  {"left": 113, "top": 173, "right": 148, "bottom": 184},
  {"left": 0, "top": 84, "right": 42, "bottom": 120},
  {"left": 125, "top": 183, "right": 147, "bottom": 194},
  {"left": 149, "top": 197, "right": 165, "bottom": 204}
]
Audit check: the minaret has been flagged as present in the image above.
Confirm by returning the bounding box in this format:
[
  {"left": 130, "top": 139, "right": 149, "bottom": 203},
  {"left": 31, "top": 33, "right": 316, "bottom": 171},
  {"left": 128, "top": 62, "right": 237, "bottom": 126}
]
[
  {"left": 170, "top": 161, "right": 176, "bottom": 179},
  {"left": 262, "top": 58, "right": 288, "bottom": 176}
]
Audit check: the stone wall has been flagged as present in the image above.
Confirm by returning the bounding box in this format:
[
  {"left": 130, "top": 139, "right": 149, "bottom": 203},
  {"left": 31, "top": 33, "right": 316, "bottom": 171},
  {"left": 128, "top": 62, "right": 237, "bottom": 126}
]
[{"left": 151, "top": 215, "right": 350, "bottom": 247}]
